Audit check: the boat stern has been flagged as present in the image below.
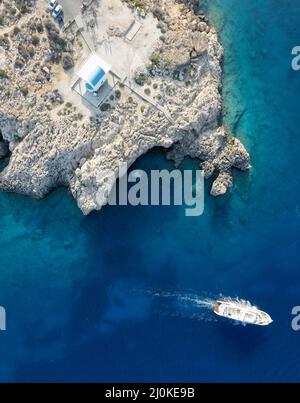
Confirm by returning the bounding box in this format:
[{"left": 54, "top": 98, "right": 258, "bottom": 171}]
[{"left": 213, "top": 301, "right": 222, "bottom": 315}]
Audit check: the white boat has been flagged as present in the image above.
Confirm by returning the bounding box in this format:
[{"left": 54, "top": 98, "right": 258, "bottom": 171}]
[{"left": 214, "top": 300, "right": 273, "bottom": 326}]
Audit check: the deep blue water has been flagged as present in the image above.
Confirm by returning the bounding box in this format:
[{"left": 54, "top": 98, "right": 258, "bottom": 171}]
[{"left": 1, "top": 0, "right": 300, "bottom": 382}]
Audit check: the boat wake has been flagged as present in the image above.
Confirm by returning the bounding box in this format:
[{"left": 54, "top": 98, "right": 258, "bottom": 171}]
[
  {"left": 143, "top": 290, "right": 256, "bottom": 325},
  {"left": 144, "top": 290, "right": 217, "bottom": 322}
]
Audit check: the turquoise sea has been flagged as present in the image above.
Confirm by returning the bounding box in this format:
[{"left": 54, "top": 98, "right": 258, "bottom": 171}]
[{"left": 0, "top": 0, "right": 300, "bottom": 382}]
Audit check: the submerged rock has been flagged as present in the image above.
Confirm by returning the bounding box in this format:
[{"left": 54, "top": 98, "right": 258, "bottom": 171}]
[{"left": 210, "top": 172, "right": 233, "bottom": 196}]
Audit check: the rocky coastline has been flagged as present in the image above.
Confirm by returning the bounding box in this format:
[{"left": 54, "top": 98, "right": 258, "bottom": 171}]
[{"left": 0, "top": 0, "right": 250, "bottom": 214}]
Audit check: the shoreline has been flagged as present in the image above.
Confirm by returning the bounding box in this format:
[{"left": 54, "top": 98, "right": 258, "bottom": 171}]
[{"left": 0, "top": 0, "right": 250, "bottom": 214}]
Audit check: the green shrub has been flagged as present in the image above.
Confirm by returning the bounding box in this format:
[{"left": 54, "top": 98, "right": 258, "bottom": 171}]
[
  {"left": 100, "top": 103, "right": 111, "bottom": 112},
  {"left": 20, "top": 6, "right": 28, "bottom": 14},
  {"left": 0, "top": 36, "right": 10, "bottom": 50},
  {"left": 31, "top": 35, "right": 40, "bottom": 46},
  {"left": 152, "top": 7, "right": 165, "bottom": 21},
  {"left": 13, "top": 26, "right": 21, "bottom": 35},
  {"left": 56, "top": 36, "right": 67, "bottom": 49},
  {"left": 28, "top": 46, "right": 35, "bottom": 58},
  {"left": 0, "top": 69, "right": 8, "bottom": 79},
  {"left": 75, "top": 113, "right": 83, "bottom": 120},
  {"left": 45, "top": 20, "right": 58, "bottom": 33},
  {"left": 133, "top": 0, "right": 145, "bottom": 7},
  {"left": 115, "top": 89, "right": 121, "bottom": 99},
  {"left": 62, "top": 54, "right": 74, "bottom": 70},
  {"left": 164, "top": 57, "right": 173, "bottom": 66},
  {"left": 134, "top": 73, "right": 147, "bottom": 86},
  {"left": 18, "top": 43, "right": 29, "bottom": 59},
  {"left": 144, "top": 88, "right": 151, "bottom": 95},
  {"left": 157, "top": 22, "right": 167, "bottom": 34},
  {"left": 172, "top": 70, "right": 180, "bottom": 80},
  {"left": 36, "top": 22, "right": 44, "bottom": 33},
  {"left": 15, "top": 58, "right": 24, "bottom": 69},
  {"left": 150, "top": 53, "right": 160, "bottom": 66},
  {"left": 20, "top": 86, "right": 29, "bottom": 96}
]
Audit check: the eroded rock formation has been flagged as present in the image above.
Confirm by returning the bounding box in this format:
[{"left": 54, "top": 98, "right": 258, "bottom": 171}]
[{"left": 0, "top": 0, "right": 250, "bottom": 214}]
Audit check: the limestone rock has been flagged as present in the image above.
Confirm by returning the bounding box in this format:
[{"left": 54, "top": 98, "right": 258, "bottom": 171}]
[
  {"left": 211, "top": 172, "right": 233, "bottom": 196},
  {"left": 0, "top": 0, "right": 250, "bottom": 215},
  {"left": 227, "top": 138, "right": 251, "bottom": 170},
  {"left": 192, "top": 32, "right": 208, "bottom": 56}
]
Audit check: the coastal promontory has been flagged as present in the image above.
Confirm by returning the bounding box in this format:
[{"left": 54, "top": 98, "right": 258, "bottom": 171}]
[{"left": 0, "top": 0, "right": 250, "bottom": 214}]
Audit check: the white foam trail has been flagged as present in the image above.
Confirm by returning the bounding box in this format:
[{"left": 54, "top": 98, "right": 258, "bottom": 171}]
[
  {"left": 143, "top": 290, "right": 217, "bottom": 322},
  {"left": 143, "top": 290, "right": 255, "bottom": 325},
  {"left": 218, "top": 294, "right": 256, "bottom": 308}
]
